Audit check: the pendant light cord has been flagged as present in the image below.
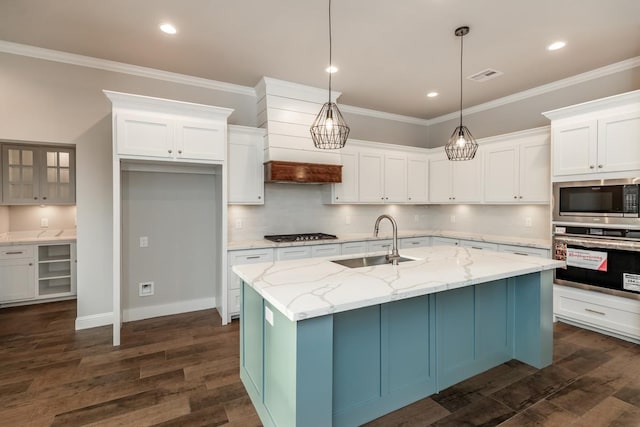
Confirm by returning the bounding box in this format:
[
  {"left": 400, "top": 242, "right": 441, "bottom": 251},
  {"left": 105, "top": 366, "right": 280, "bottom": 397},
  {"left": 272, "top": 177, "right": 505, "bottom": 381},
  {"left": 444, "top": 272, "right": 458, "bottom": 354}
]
[
  {"left": 459, "top": 31, "right": 463, "bottom": 128},
  {"left": 328, "top": 0, "right": 333, "bottom": 104}
]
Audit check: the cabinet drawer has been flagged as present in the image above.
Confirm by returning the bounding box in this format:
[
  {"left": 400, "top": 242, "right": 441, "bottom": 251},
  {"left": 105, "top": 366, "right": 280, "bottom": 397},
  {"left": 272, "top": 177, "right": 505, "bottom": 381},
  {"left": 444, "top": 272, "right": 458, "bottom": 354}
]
[
  {"left": 228, "top": 288, "right": 241, "bottom": 316},
  {"left": 432, "top": 237, "right": 459, "bottom": 246},
  {"left": 400, "top": 237, "right": 431, "bottom": 249},
  {"left": 277, "top": 246, "right": 312, "bottom": 261},
  {"left": 367, "top": 239, "right": 393, "bottom": 252},
  {"left": 311, "top": 244, "right": 341, "bottom": 258},
  {"left": 498, "top": 244, "right": 549, "bottom": 258},
  {"left": 228, "top": 248, "right": 274, "bottom": 266},
  {"left": 555, "top": 286, "right": 640, "bottom": 339},
  {"left": 0, "top": 246, "right": 34, "bottom": 260},
  {"left": 459, "top": 240, "right": 498, "bottom": 251},
  {"left": 342, "top": 241, "right": 367, "bottom": 255}
]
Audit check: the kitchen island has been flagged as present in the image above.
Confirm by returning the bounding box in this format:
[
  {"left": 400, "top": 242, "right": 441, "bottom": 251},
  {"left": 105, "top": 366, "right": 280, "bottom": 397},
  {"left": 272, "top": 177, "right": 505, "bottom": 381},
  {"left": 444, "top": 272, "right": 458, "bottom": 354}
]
[{"left": 233, "top": 245, "right": 564, "bottom": 427}]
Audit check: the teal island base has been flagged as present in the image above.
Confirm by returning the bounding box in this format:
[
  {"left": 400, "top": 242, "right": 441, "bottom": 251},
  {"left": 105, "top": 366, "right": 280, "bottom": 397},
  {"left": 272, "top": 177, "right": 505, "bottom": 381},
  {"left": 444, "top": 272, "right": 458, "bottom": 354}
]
[{"left": 240, "top": 271, "right": 553, "bottom": 427}]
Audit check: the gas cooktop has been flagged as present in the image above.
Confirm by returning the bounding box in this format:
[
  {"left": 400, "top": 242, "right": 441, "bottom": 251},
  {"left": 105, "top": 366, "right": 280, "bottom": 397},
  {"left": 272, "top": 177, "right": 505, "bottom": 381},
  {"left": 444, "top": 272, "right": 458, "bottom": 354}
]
[{"left": 264, "top": 233, "right": 338, "bottom": 243}]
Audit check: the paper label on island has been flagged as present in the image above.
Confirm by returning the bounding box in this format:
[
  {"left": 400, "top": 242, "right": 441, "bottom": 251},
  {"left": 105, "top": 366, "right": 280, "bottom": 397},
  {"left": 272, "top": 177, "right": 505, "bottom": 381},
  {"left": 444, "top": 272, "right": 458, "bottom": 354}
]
[
  {"left": 566, "top": 248, "right": 608, "bottom": 271},
  {"left": 623, "top": 273, "right": 640, "bottom": 292}
]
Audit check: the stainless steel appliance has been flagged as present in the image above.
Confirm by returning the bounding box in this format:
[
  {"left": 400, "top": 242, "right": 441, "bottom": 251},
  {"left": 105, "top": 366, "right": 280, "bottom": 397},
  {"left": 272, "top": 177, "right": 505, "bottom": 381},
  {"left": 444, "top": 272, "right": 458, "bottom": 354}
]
[
  {"left": 264, "top": 233, "right": 338, "bottom": 243},
  {"left": 553, "top": 178, "right": 640, "bottom": 228},
  {"left": 553, "top": 225, "right": 640, "bottom": 299}
]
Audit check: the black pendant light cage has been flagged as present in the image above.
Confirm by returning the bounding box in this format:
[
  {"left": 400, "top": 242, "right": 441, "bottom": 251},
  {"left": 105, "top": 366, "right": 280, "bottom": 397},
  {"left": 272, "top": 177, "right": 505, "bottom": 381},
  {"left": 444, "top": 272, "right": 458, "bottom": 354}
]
[
  {"left": 445, "top": 26, "right": 478, "bottom": 161},
  {"left": 310, "top": 0, "right": 350, "bottom": 149}
]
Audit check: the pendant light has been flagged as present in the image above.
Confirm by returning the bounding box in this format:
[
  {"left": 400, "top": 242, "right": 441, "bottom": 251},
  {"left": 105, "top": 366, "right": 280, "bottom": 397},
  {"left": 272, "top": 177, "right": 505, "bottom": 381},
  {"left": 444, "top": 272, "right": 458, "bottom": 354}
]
[
  {"left": 445, "top": 26, "right": 478, "bottom": 161},
  {"left": 310, "top": 0, "right": 350, "bottom": 149}
]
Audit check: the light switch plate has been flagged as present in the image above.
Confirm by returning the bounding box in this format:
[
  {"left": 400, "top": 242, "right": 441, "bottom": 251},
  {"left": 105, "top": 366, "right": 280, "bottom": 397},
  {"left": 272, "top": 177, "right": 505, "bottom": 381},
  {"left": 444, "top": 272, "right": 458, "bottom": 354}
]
[
  {"left": 40, "top": 218, "right": 48, "bottom": 228},
  {"left": 139, "top": 236, "right": 149, "bottom": 247}
]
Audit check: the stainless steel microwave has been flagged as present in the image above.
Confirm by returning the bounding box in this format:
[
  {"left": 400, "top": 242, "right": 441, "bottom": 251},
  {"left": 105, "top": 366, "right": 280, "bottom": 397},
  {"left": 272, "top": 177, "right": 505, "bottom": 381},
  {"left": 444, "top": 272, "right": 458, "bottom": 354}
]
[{"left": 553, "top": 178, "right": 640, "bottom": 227}]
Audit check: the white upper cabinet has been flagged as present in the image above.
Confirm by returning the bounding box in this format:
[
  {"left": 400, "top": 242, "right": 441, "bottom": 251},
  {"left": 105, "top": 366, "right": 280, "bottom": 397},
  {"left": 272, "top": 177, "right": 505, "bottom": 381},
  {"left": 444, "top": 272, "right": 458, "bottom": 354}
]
[
  {"left": 228, "top": 125, "right": 265, "bottom": 205},
  {"left": 331, "top": 149, "right": 359, "bottom": 203},
  {"left": 484, "top": 131, "right": 550, "bottom": 204},
  {"left": 105, "top": 90, "right": 233, "bottom": 164},
  {"left": 358, "top": 151, "right": 385, "bottom": 203},
  {"left": 429, "top": 150, "right": 482, "bottom": 203},
  {"left": 543, "top": 90, "right": 640, "bottom": 181},
  {"left": 406, "top": 155, "right": 428, "bottom": 203},
  {"left": 383, "top": 153, "right": 407, "bottom": 203}
]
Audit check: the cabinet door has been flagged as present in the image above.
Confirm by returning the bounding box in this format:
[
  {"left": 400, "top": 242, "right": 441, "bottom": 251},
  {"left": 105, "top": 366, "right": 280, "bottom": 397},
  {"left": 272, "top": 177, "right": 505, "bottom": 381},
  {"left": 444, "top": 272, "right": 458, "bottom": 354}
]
[
  {"left": 311, "top": 244, "right": 341, "bottom": 258},
  {"left": 428, "top": 155, "right": 452, "bottom": 203},
  {"left": 552, "top": 121, "right": 597, "bottom": 176},
  {"left": 407, "top": 156, "right": 428, "bottom": 203},
  {"left": 519, "top": 139, "right": 550, "bottom": 203},
  {"left": 40, "top": 148, "right": 76, "bottom": 204},
  {"left": 358, "top": 152, "right": 384, "bottom": 203},
  {"left": 484, "top": 144, "right": 518, "bottom": 203},
  {"left": 115, "top": 112, "right": 174, "bottom": 158},
  {"left": 333, "top": 151, "right": 359, "bottom": 203},
  {"left": 176, "top": 120, "right": 226, "bottom": 161},
  {"left": 228, "top": 136, "right": 264, "bottom": 204},
  {"left": 0, "top": 259, "right": 36, "bottom": 302},
  {"left": 2, "top": 145, "right": 40, "bottom": 204},
  {"left": 342, "top": 241, "right": 367, "bottom": 255},
  {"left": 597, "top": 112, "right": 640, "bottom": 174},
  {"left": 276, "top": 246, "right": 312, "bottom": 261},
  {"left": 383, "top": 154, "right": 407, "bottom": 202},
  {"left": 453, "top": 152, "right": 482, "bottom": 203}
]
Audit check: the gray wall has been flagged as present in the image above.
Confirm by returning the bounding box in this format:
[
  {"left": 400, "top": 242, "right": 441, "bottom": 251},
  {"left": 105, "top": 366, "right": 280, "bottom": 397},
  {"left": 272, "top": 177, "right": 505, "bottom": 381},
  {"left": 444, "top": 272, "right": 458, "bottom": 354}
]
[
  {"left": 342, "top": 112, "right": 428, "bottom": 148},
  {"left": 121, "top": 170, "right": 218, "bottom": 317}
]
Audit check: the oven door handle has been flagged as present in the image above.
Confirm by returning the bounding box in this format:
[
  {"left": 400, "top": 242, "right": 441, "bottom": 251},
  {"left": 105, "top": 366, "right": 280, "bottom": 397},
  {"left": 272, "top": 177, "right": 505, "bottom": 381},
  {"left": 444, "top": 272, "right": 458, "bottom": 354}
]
[{"left": 554, "top": 235, "right": 640, "bottom": 252}]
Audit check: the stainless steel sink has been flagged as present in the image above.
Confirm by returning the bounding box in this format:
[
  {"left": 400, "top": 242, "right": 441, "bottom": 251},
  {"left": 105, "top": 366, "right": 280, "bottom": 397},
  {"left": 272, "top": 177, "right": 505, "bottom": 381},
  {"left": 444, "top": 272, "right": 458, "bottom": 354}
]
[{"left": 331, "top": 255, "right": 416, "bottom": 268}]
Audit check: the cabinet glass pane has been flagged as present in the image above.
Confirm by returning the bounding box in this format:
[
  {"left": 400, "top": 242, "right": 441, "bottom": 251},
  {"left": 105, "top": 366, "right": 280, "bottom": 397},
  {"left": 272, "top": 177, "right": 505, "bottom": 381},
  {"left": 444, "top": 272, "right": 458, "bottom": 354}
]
[
  {"left": 8, "top": 166, "right": 21, "bottom": 182},
  {"left": 47, "top": 168, "right": 58, "bottom": 183},
  {"left": 59, "top": 168, "right": 69, "bottom": 184},
  {"left": 59, "top": 152, "right": 69, "bottom": 168},
  {"left": 23, "top": 150, "right": 33, "bottom": 166},
  {"left": 58, "top": 185, "right": 70, "bottom": 199},
  {"left": 47, "top": 151, "right": 58, "bottom": 167},
  {"left": 8, "top": 149, "right": 20, "bottom": 165},
  {"left": 23, "top": 167, "right": 33, "bottom": 182}
]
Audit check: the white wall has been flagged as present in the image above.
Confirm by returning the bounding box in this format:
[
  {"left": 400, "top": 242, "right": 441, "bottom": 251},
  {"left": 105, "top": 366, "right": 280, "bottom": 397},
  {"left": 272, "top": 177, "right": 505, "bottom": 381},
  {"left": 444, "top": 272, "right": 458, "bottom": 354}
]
[{"left": 7, "top": 205, "right": 76, "bottom": 231}]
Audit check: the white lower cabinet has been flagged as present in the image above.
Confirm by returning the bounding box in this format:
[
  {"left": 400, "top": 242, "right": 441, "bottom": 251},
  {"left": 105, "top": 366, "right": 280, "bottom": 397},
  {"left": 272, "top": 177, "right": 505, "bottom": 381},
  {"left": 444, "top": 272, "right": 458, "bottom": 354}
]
[
  {"left": 431, "top": 237, "right": 459, "bottom": 246},
  {"left": 311, "top": 244, "right": 341, "bottom": 258},
  {"left": 227, "top": 248, "right": 275, "bottom": 322},
  {"left": 554, "top": 285, "right": 640, "bottom": 342},
  {"left": 400, "top": 237, "right": 431, "bottom": 249},
  {"left": 367, "top": 239, "right": 393, "bottom": 252},
  {"left": 459, "top": 240, "right": 498, "bottom": 251},
  {"left": 0, "top": 242, "right": 76, "bottom": 305},
  {"left": 0, "top": 246, "right": 35, "bottom": 302},
  {"left": 276, "top": 246, "right": 312, "bottom": 261}
]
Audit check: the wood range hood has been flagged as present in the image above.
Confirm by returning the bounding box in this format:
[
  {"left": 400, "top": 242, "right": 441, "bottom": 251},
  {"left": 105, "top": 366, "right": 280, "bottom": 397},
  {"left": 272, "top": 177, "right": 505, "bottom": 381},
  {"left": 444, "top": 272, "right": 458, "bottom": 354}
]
[{"left": 264, "top": 161, "right": 342, "bottom": 184}]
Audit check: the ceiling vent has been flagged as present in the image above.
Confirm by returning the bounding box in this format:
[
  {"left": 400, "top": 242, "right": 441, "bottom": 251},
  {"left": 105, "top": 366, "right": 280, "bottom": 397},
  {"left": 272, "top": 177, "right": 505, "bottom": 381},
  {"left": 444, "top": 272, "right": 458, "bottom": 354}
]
[{"left": 467, "top": 68, "right": 503, "bottom": 82}]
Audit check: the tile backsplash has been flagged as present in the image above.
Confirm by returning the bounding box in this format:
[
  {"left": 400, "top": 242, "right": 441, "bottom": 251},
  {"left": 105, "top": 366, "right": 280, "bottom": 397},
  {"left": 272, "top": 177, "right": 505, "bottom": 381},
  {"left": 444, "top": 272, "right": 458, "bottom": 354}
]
[{"left": 6, "top": 205, "right": 77, "bottom": 231}]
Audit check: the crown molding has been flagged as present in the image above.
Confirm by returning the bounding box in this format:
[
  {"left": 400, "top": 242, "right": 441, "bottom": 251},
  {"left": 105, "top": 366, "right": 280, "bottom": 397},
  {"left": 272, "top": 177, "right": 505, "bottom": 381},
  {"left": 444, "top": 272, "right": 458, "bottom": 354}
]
[
  {"left": 0, "top": 40, "right": 256, "bottom": 97},
  {"left": 429, "top": 56, "right": 640, "bottom": 125},
  {"left": 339, "top": 104, "right": 430, "bottom": 126}
]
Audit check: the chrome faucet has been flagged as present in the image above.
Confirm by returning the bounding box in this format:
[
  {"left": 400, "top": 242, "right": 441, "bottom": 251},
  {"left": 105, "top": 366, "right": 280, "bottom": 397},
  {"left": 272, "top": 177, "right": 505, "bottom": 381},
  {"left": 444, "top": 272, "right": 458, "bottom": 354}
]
[{"left": 374, "top": 214, "right": 400, "bottom": 265}]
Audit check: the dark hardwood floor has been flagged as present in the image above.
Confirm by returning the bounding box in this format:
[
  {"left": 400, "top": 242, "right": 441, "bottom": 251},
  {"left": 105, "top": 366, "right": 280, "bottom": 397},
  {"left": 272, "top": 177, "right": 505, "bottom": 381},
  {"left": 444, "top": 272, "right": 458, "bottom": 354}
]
[{"left": 1, "top": 300, "right": 640, "bottom": 426}]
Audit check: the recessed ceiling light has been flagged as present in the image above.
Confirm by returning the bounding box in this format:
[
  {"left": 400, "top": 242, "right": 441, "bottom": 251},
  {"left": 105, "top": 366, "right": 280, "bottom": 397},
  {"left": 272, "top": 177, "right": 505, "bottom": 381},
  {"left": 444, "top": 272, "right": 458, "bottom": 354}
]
[
  {"left": 547, "top": 41, "right": 566, "bottom": 51},
  {"left": 427, "top": 91, "right": 439, "bottom": 98},
  {"left": 326, "top": 65, "right": 338, "bottom": 73},
  {"left": 160, "top": 23, "right": 177, "bottom": 35}
]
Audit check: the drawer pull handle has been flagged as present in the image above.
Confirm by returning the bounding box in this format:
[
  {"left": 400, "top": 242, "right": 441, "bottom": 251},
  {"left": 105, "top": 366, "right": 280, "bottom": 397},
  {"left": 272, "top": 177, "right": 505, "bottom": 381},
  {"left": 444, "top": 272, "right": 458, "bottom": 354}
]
[
  {"left": 411, "top": 242, "right": 420, "bottom": 245},
  {"left": 471, "top": 246, "right": 484, "bottom": 250},
  {"left": 5, "top": 251, "right": 24, "bottom": 255},
  {"left": 245, "top": 256, "right": 261, "bottom": 260},
  {"left": 513, "top": 252, "right": 529, "bottom": 256},
  {"left": 585, "top": 308, "right": 606, "bottom": 316}
]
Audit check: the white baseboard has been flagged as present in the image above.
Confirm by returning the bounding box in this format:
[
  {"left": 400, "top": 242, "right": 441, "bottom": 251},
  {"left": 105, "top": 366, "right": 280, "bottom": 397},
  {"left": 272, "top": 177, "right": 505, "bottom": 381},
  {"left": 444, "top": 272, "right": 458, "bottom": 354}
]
[
  {"left": 75, "top": 312, "right": 113, "bottom": 330},
  {"left": 122, "top": 297, "right": 216, "bottom": 322}
]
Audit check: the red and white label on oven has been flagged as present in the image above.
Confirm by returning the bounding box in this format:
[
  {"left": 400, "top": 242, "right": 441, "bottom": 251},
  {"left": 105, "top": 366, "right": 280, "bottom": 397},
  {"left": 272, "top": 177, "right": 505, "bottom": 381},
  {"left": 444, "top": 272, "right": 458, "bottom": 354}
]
[
  {"left": 566, "top": 248, "right": 608, "bottom": 272},
  {"left": 623, "top": 274, "right": 640, "bottom": 292}
]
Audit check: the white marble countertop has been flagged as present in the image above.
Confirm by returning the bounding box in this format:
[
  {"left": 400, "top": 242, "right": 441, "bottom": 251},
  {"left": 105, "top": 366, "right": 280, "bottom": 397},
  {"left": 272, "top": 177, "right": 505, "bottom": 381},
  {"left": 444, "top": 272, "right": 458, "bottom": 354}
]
[
  {"left": 233, "top": 245, "right": 564, "bottom": 322},
  {"left": 0, "top": 229, "right": 77, "bottom": 245},
  {"left": 227, "top": 229, "right": 551, "bottom": 251}
]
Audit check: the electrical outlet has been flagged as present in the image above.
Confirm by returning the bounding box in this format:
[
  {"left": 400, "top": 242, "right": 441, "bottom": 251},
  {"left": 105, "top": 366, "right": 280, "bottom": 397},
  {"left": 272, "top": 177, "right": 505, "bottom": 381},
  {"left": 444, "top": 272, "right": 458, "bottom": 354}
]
[
  {"left": 345, "top": 215, "right": 351, "bottom": 225},
  {"left": 525, "top": 217, "right": 533, "bottom": 227},
  {"left": 235, "top": 218, "right": 243, "bottom": 229},
  {"left": 40, "top": 218, "right": 49, "bottom": 228},
  {"left": 139, "top": 236, "right": 149, "bottom": 248},
  {"left": 450, "top": 215, "right": 456, "bottom": 223},
  {"left": 139, "top": 281, "right": 154, "bottom": 296}
]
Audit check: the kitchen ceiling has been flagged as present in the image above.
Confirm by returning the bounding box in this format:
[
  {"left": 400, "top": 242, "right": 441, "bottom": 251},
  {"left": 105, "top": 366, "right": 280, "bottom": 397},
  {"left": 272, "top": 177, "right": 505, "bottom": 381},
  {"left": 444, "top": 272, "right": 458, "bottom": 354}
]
[{"left": 0, "top": 0, "right": 638, "bottom": 120}]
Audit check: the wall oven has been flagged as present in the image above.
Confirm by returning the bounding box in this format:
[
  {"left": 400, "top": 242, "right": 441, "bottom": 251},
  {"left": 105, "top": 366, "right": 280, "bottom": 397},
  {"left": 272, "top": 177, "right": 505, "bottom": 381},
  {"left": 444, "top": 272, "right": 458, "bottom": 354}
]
[
  {"left": 553, "top": 225, "right": 640, "bottom": 299},
  {"left": 553, "top": 178, "right": 640, "bottom": 227}
]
